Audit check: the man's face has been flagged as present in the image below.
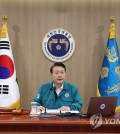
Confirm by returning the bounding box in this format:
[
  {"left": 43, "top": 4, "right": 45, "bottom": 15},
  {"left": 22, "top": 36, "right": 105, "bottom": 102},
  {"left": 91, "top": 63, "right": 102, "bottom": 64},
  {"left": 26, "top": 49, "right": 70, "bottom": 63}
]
[{"left": 51, "top": 66, "right": 66, "bottom": 85}]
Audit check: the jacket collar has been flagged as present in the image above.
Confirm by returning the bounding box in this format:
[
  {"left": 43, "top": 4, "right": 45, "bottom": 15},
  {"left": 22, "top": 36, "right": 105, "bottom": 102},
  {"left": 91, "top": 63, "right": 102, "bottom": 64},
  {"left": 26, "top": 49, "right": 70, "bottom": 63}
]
[{"left": 50, "top": 81, "right": 69, "bottom": 91}]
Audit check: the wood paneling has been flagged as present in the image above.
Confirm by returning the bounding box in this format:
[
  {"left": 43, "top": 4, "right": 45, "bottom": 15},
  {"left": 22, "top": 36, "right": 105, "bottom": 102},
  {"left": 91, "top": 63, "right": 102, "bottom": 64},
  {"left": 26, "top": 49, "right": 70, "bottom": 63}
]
[{"left": 0, "top": 0, "right": 120, "bottom": 111}]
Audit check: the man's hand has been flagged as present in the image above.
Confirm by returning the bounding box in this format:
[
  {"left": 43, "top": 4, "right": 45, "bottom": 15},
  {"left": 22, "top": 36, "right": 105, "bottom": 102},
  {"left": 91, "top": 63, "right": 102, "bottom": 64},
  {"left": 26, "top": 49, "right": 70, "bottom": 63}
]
[
  {"left": 58, "top": 106, "right": 70, "bottom": 111},
  {"left": 37, "top": 106, "right": 45, "bottom": 111}
]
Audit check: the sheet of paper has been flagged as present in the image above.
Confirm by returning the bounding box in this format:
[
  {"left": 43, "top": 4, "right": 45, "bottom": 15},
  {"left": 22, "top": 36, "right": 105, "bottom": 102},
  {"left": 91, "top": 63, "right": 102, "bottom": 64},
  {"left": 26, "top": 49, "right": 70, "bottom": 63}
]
[{"left": 36, "top": 109, "right": 80, "bottom": 115}]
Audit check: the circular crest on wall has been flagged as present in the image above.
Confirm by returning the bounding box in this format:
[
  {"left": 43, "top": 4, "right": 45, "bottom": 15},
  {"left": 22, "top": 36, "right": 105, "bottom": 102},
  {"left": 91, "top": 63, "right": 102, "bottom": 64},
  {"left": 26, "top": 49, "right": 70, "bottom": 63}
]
[{"left": 42, "top": 28, "right": 75, "bottom": 62}]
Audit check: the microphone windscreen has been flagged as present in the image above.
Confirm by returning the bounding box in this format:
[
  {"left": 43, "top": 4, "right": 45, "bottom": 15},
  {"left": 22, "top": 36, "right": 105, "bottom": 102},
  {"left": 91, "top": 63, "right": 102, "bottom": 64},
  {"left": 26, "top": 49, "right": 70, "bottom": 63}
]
[{"left": 53, "top": 86, "right": 56, "bottom": 90}]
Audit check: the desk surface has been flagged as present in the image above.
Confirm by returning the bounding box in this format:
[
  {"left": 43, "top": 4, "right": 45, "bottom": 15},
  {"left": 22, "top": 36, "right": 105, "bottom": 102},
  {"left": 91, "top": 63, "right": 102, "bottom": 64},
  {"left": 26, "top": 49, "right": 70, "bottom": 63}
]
[{"left": 0, "top": 113, "right": 120, "bottom": 133}]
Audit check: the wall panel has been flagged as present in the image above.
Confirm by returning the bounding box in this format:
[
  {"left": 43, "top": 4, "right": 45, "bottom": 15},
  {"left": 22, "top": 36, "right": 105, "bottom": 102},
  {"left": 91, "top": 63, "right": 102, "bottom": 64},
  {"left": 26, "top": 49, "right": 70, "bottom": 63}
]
[{"left": 0, "top": 0, "right": 120, "bottom": 111}]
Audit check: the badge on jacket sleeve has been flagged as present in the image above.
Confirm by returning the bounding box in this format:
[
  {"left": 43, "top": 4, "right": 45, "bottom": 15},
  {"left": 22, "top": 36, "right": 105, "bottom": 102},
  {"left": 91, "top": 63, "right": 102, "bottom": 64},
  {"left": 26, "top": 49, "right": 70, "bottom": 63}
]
[{"left": 37, "top": 94, "right": 40, "bottom": 99}]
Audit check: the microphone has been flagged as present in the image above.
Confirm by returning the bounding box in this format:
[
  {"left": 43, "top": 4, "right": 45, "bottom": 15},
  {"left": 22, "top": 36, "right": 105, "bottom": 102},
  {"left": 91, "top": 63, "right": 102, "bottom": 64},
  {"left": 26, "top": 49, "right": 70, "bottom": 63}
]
[
  {"left": 39, "top": 86, "right": 56, "bottom": 118},
  {"left": 53, "top": 88, "right": 58, "bottom": 101}
]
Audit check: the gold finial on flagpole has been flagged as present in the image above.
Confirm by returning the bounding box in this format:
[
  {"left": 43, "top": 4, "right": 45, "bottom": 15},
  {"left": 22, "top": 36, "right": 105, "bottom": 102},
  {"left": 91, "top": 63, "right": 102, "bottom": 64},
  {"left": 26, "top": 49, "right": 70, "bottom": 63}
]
[
  {"left": 110, "top": 16, "right": 115, "bottom": 23},
  {"left": 2, "top": 15, "right": 8, "bottom": 22},
  {"left": 1, "top": 15, "right": 8, "bottom": 38},
  {"left": 109, "top": 16, "right": 115, "bottom": 39}
]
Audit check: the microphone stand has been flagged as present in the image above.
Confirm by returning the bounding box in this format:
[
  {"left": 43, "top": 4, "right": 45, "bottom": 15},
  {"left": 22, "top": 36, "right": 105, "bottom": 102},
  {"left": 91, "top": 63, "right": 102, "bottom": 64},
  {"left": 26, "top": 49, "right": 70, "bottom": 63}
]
[
  {"left": 39, "top": 86, "right": 56, "bottom": 118},
  {"left": 44, "top": 108, "right": 47, "bottom": 114}
]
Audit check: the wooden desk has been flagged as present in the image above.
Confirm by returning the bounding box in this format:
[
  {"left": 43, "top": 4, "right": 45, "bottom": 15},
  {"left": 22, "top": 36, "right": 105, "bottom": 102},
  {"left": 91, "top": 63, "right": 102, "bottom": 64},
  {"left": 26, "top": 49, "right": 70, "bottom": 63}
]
[{"left": 0, "top": 113, "right": 120, "bottom": 134}]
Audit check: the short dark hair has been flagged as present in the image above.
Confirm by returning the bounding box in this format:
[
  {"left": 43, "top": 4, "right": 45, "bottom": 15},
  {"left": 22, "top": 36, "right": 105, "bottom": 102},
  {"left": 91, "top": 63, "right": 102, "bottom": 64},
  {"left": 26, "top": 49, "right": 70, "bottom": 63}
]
[{"left": 50, "top": 62, "right": 66, "bottom": 73}]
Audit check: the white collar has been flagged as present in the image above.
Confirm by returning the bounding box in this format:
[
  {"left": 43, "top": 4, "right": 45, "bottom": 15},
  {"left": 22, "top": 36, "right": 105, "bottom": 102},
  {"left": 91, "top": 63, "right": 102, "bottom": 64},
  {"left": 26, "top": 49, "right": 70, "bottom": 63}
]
[{"left": 53, "top": 84, "right": 63, "bottom": 95}]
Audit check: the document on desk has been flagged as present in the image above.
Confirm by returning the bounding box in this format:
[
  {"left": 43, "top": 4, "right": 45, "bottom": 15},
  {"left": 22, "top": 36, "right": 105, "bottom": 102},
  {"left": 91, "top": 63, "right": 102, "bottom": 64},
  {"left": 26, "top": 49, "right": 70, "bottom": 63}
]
[{"left": 36, "top": 109, "right": 80, "bottom": 115}]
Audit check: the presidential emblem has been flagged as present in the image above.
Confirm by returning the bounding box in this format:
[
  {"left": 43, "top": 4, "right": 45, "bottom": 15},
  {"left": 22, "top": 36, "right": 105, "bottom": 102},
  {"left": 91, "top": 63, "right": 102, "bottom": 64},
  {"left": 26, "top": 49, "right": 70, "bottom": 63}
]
[{"left": 42, "top": 28, "right": 75, "bottom": 62}]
